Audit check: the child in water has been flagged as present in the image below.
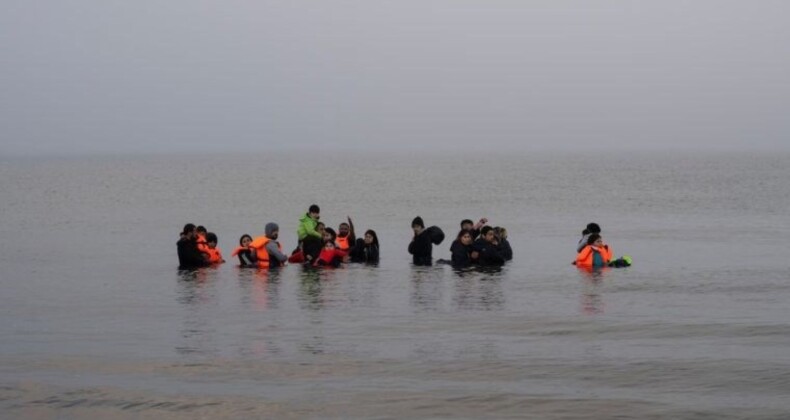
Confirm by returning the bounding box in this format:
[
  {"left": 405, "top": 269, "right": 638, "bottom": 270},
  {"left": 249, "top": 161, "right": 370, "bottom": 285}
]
[
  {"left": 314, "top": 241, "right": 348, "bottom": 268},
  {"left": 204, "top": 232, "right": 225, "bottom": 264},
  {"left": 231, "top": 234, "right": 257, "bottom": 267}
]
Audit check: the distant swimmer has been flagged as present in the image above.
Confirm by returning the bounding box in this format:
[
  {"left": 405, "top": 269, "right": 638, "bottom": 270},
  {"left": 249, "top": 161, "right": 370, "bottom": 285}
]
[
  {"left": 231, "top": 234, "right": 257, "bottom": 267},
  {"left": 250, "top": 223, "right": 288, "bottom": 269}
]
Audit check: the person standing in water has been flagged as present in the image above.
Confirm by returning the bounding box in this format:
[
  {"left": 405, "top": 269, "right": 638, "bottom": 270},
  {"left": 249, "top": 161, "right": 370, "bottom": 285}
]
[
  {"left": 408, "top": 216, "right": 433, "bottom": 266},
  {"left": 177, "top": 223, "right": 209, "bottom": 269},
  {"left": 575, "top": 233, "right": 613, "bottom": 268},
  {"left": 350, "top": 229, "right": 380, "bottom": 263}
]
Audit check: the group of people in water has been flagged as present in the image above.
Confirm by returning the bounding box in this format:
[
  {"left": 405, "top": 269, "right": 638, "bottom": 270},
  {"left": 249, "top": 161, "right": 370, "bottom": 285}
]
[
  {"left": 176, "top": 204, "right": 379, "bottom": 270},
  {"left": 408, "top": 216, "right": 513, "bottom": 267},
  {"left": 176, "top": 204, "right": 630, "bottom": 271}
]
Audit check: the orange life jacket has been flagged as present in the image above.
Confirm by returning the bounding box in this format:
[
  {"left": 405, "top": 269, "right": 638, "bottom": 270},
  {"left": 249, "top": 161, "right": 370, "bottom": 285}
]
[
  {"left": 205, "top": 247, "right": 224, "bottom": 264},
  {"left": 196, "top": 233, "right": 209, "bottom": 254},
  {"left": 575, "top": 244, "right": 613, "bottom": 267},
  {"left": 336, "top": 235, "right": 351, "bottom": 251},
  {"left": 249, "top": 236, "right": 283, "bottom": 268}
]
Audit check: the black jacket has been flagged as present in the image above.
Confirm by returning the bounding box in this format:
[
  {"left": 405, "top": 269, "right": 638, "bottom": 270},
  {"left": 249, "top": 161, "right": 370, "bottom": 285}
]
[
  {"left": 408, "top": 230, "right": 433, "bottom": 266},
  {"left": 450, "top": 240, "right": 473, "bottom": 267},
  {"left": 350, "top": 238, "right": 379, "bottom": 263},
  {"left": 472, "top": 238, "right": 506, "bottom": 266},
  {"left": 177, "top": 237, "right": 209, "bottom": 269}
]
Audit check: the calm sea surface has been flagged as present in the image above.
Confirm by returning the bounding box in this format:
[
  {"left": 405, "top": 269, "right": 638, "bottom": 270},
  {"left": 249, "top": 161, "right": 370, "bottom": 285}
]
[{"left": 1, "top": 151, "right": 789, "bottom": 419}]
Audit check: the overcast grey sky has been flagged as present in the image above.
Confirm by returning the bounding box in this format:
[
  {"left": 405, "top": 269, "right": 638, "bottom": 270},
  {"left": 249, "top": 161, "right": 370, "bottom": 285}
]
[{"left": 1, "top": 1, "right": 788, "bottom": 156}]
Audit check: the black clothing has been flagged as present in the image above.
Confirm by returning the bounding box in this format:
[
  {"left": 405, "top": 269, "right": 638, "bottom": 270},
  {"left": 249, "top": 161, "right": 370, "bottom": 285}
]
[
  {"left": 177, "top": 237, "right": 209, "bottom": 269},
  {"left": 472, "top": 238, "right": 506, "bottom": 266},
  {"left": 301, "top": 236, "right": 323, "bottom": 264},
  {"left": 450, "top": 240, "right": 473, "bottom": 267},
  {"left": 408, "top": 230, "right": 433, "bottom": 266},
  {"left": 237, "top": 249, "right": 257, "bottom": 267},
  {"left": 499, "top": 238, "right": 513, "bottom": 261},
  {"left": 350, "top": 238, "right": 379, "bottom": 263}
]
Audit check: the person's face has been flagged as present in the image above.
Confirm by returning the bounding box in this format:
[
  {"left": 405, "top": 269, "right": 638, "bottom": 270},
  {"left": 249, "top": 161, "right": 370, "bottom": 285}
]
[
  {"left": 323, "top": 231, "right": 332, "bottom": 241},
  {"left": 241, "top": 236, "right": 252, "bottom": 247},
  {"left": 461, "top": 222, "right": 473, "bottom": 231},
  {"left": 593, "top": 238, "right": 604, "bottom": 246},
  {"left": 460, "top": 233, "right": 473, "bottom": 246},
  {"left": 208, "top": 241, "right": 217, "bottom": 249},
  {"left": 310, "top": 211, "right": 320, "bottom": 220},
  {"left": 185, "top": 229, "right": 195, "bottom": 239},
  {"left": 317, "top": 223, "right": 325, "bottom": 234},
  {"left": 364, "top": 233, "right": 374, "bottom": 244},
  {"left": 338, "top": 224, "right": 349, "bottom": 236},
  {"left": 484, "top": 231, "right": 496, "bottom": 243},
  {"left": 412, "top": 225, "right": 423, "bottom": 235},
  {"left": 324, "top": 242, "right": 335, "bottom": 250},
  {"left": 270, "top": 230, "right": 279, "bottom": 240}
]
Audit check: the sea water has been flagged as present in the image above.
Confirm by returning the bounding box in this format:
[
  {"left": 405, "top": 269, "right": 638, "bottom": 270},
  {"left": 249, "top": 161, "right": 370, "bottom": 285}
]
[{"left": 1, "top": 151, "right": 789, "bottom": 419}]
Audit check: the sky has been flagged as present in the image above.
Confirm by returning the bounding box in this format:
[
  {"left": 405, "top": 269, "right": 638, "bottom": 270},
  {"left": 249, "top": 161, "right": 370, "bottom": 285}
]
[{"left": 1, "top": 0, "right": 789, "bottom": 156}]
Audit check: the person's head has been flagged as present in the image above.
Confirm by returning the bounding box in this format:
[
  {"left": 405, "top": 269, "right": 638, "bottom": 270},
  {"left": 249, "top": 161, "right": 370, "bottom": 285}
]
[
  {"left": 308, "top": 204, "right": 320, "bottom": 220},
  {"left": 586, "top": 223, "right": 601, "bottom": 234},
  {"left": 457, "top": 229, "right": 473, "bottom": 246},
  {"left": 412, "top": 216, "right": 425, "bottom": 234},
  {"left": 182, "top": 223, "right": 197, "bottom": 239},
  {"left": 239, "top": 234, "right": 253, "bottom": 247},
  {"left": 494, "top": 226, "right": 508, "bottom": 240},
  {"left": 364, "top": 229, "right": 379, "bottom": 246},
  {"left": 460, "top": 219, "right": 474, "bottom": 230},
  {"left": 206, "top": 232, "right": 218, "bottom": 248},
  {"left": 324, "top": 241, "right": 336, "bottom": 250},
  {"left": 323, "top": 227, "right": 337, "bottom": 243},
  {"left": 587, "top": 233, "right": 603, "bottom": 246},
  {"left": 480, "top": 226, "right": 496, "bottom": 243},
  {"left": 338, "top": 222, "right": 350, "bottom": 237},
  {"left": 265, "top": 222, "right": 279, "bottom": 240}
]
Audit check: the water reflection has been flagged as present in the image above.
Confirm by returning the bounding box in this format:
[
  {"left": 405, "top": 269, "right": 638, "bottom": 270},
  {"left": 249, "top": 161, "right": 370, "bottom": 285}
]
[
  {"left": 577, "top": 267, "right": 607, "bottom": 315},
  {"left": 410, "top": 266, "right": 444, "bottom": 311},
  {"left": 453, "top": 270, "right": 505, "bottom": 311},
  {"left": 174, "top": 268, "right": 220, "bottom": 357},
  {"left": 236, "top": 267, "right": 282, "bottom": 312}
]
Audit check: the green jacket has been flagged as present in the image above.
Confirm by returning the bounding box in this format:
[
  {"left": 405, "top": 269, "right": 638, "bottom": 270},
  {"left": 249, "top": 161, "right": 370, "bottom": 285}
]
[{"left": 297, "top": 213, "right": 321, "bottom": 241}]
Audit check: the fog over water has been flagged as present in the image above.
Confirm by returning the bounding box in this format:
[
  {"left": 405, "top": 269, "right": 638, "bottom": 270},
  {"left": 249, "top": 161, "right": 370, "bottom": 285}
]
[{"left": 2, "top": 1, "right": 789, "bottom": 156}]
